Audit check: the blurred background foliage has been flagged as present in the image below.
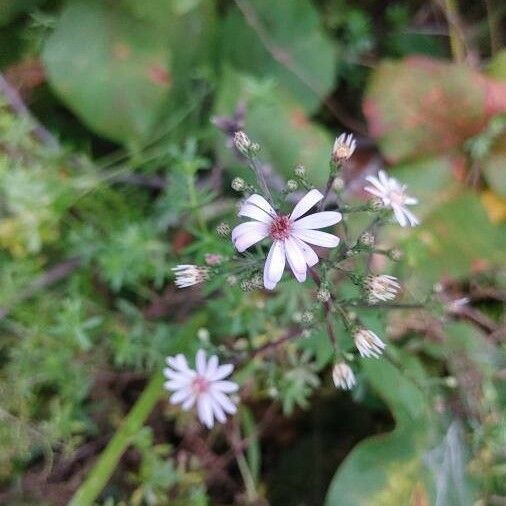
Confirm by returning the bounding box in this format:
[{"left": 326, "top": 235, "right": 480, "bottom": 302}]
[{"left": 0, "top": 0, "right": 505, "bottom": 505}]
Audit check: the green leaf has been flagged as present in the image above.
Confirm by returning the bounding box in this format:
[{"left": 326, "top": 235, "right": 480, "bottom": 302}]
[
  {"left": 43, "top": 0, "right": 172, "bottom": 145},
  {"left": 221, "top": 0, "right": 336, "bottom": 113},
  {"left": 325, "top": 352, "right": 434, "bottom": 506},
  {"left": 214, "top": 67, "right": 333, "bottom": 186},
  {"left": 403, "top": 192, "right": 506, "bottom": 291}
]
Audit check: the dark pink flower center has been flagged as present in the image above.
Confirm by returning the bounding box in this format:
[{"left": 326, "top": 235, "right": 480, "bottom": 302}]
[
  {"left": 269, "top": 215, "right": 292, "bottom": 240},
  {"left": 192, "top": 376, "right": 209, "bottom": 394}
]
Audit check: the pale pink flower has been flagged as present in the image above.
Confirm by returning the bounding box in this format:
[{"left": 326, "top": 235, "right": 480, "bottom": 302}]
[
  {"left": 163, "top": 350, "right": 238, "bottom": 429},
  {"left": 232, "top": 190, "right": 342, "bottom": 290},
  {"left": 354, "top": 328, "right": 386, "bottom": 358},
  {"left": 332, "top": 362, "right": 356, "bottom": 390},
  {"left": 364, "top": 170, "right": 419, "bottom": 227},
  {"left": 332, "top": 133, "right": 357, "bottom": 161}
]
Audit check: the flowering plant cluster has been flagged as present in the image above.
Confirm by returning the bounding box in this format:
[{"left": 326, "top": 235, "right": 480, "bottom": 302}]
[{"left": 167, "top": 130, "right": 422, "bottom": 428}]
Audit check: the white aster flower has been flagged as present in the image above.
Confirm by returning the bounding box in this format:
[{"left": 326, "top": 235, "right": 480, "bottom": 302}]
[
  {"left": 367, "top": 274, "right": 401, "bottom": 303},
  {"left": 364, "top": 170, "right": 419, "bottom": 227},
  {"left": 332, "top": 362, "right": 356, "bottom": 390},
  {"left": 354, "top": 328, "right": 386, "bottom": 358},
  {"left": 332, "top": 133, "right": 357, "bottom": 162},
  {"left": 163, "top": 350, "right": 238, "bottom": 429},
  {"left": 231, "top": 189, "right": 342, "bottom": 290},
  {"left": 172, "top": 265, "right": 209, "bottom": 288}
]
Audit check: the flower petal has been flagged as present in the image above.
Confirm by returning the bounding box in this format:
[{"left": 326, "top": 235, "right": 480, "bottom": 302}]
[
  {"left": 392, "top": 204, "right": 407, "bottom": 227},
  {"left": 232, "top": 221, "right": 268, "bottom": 242},
  {"left": 197, "top": 394, "right": 214, "bottom": 428},
  {"left": 293, "top": 237, "right": 319, "bottom": 267},
  {"left": 284, "top": 237, "right": 307, "bottom": 282},
  {"left": 205, "top": 355, "right": 219, "bottom": 380},
  {"left": 263, "top": 241, "right": 285, "bottom": 290},
  {"left": 210, "top": 390, "right": 237, "bottom": 415},
  {"left": 365, "top": 175, "right": 384, "bottom": 192},
  {"left": 209, "top": 363, "right": 234, "bottom": 381},
  {"left": 290, "top": 189, "right": 324, "bottom": 220},
  {"left": 213, "top": 380, "right": 239, "bottom": 393},
  {"left": 242, "top": 194, "right": 276, "bottom": 218},
  {"left": 196, "top": 349, "right": 207, "bottom": 375},
  {"left": 292, "top": 229, "right": 340, "bottom": 248},
  {"left": 211, "top": 400, "right": 227, "bottom": 424},
  {"left": 233, "top": 223, "right": 269, "bottom": 252},
  {"left": 166, "top": 354, "right": 190, "bottom": 372},
  {"left": 293, "top": 211, "right": 342, "bottom": 230},
  {"left": 170, "top": 387, "right": 192, "bottom": 405},
  {"left": 181, "top": 393, "right": 196, "bottom": 410},
  {"left": 239, "top": 202, "right": 275, "bottom": 224}
]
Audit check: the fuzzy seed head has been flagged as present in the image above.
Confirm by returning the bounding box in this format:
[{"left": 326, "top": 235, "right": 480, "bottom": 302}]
[
  {"left": 172, "top": 265, "right": 209, "bottom": 288},
  {"left": 317, "top": 288, "right": 331, "bottom": 303},
  {"left": 286, "top": 179, "right": 298, "bottom": 191},
  {"left": 367, "top": 274, "right": 400, "bottom": 303},
  {"left": 294, "top": 164, "right": 306, "bottom": 177},
  {"left": 216, "top": 222, "right": 231, "bottom": 237},
  {"left": 359, "top": 232, "right": 375, "bottom": 247}
]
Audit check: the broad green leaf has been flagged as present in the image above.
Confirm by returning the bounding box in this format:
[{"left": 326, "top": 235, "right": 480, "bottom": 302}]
[
  {"left": 43, "top": 0, "right": 171, "bottom": 145},
  {"left": 364, "top": 56, "right": 506, "bottom": 162},
  {"left": 214, "top": 67, "right": 333, "bottom": 186},
  {"left": 403, "top": 192, "right": 506, "bottom": 291},
  {"left": 43, "top": 0, "right": 213, "bottom": 146},
  {"left": 325, "top": 352, "right": 434, "bottom": 506},
  {"left": 221, "top": 0, "right": 336, "bottom": 113}
]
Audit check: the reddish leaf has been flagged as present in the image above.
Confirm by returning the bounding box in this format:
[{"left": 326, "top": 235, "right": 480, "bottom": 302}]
[{"left": 363, "top": 56, "right": 506, "bottom": 162}]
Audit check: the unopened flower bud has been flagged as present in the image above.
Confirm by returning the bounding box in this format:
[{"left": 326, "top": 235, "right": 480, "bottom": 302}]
[
  {"left": 250, "top": 142, "right": 260, "bottom": 154},
  {"left": 292, "top": 311, "right": 303, "bottom": 323},
  {"left": 233, "top": 131, "right": 252, "bottom": 156},
  {"left": 332, "top": 133, "right": 357, "bottom": 163},
  {"left": 301, "top": 311, "right": 314, "bottom": 324},
  {"left": 216, "top": 222, "right": 231, "bottom": 237},
  {"left": 332, "top": 362, "right": 356, "bottom": 390},
  {"left": 317, "top": 288, "right": 331, "bottom": 303},
  {"left": 226, "top": 274, "right": 238, "bottom": 286},
  {"left": 240, "top": 280, "right": 253, "bottom": 291},
  {"left": 294, "top": 164, "right": 306, "bottom": 177},
  {"left": 359, "top": 232, "right": 375, "bottom": 247},
  {"left": 389, "top": 248, "right": 403, "bottom": 261},
  {"left": 333, "top": 177, "right": 345, "bottom": 191},
  {"left": 231, "top": 177, "right": 246, "bottom": 192},
  {"left": 371, "top": 198, "right": 384, "bottom": 211},
  {"left": 286, "top": 179, "right": 298, "bottom": 191},
  {"left": 197, "top": 327, "right": 210, "bottom": 342}
]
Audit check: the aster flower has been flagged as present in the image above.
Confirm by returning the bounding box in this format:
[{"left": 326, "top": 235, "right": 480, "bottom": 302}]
[
  {"left": 332, "top": 133, "right": 357, "bottom": 162},
  {"left": 172, "top": 265, "right": 209, "bottom": 288},
  {"left": 332, "top": 362, "right": 356, "bottom": 390},
  {"left": 354, "top": 328, "right": 386, "bottom": 358},
  {"left": 163, "top": 350, "right": 238, "bottom": 429},
  {"left": 367, "top": 274, "right": 401, "bottom": 303},
  {"left": 364, "top": 170, "right": 419, "bottom": 227},
  {"left": 232, "top": 189, "right": 342, "bottom": 290}
]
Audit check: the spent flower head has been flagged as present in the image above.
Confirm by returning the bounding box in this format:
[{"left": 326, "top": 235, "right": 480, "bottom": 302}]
[
  {"left": 232, "top": 190, "right": 342, "bottom": 289},
  {"left": 172, "top": 265, "right": 209, "bottom": 288},
  {"left": 332, "top": 362, "right": 356, "bottom": 390},
  {"left": 354, "top": 328, "right": 386, "bottom": 358},
  {"left": 233, "top": 131, "right": 252, "bottom": 156},
  {"left": 216, "top": 222, "right": 231, "bottom": 237},
  {"left": 164, "top": 350, "right": 238, "bottom": 429},
  {"left": 332, "top": 133, "right": 357, "bottom": 162},
  {"left": 367, "top": 274, "right": 401, "bottom": 303},
  {"left": 364, "top": 170, "right": 418, "bottom": 227},
  {"left": 231, "top": 177, "right": 246, "bottom": 192}
]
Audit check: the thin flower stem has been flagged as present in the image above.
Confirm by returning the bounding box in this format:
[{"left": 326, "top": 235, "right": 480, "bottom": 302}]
[
  {"left": 248, "top": 156, "right": 273, "bottom": 204},
  {"left": 342, "top": 301, "right": 425, "bottom": 310}
]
